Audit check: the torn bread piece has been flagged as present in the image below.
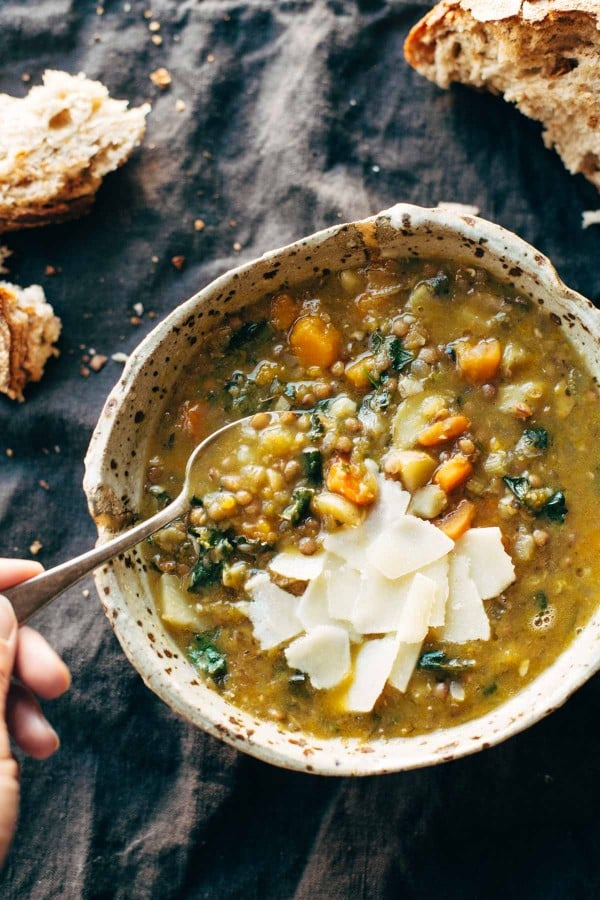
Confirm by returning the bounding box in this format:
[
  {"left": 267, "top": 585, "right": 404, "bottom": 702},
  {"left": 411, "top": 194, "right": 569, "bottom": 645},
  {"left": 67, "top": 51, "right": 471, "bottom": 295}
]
[
  {"left": 0, "top": 282, "right": 61, "bottom": 401},
  {"left": 405, "top": 1, "right": 600, "bottom": 192},
  {"left": 0, "top": 70, "right": 150, "bottom": 232}
]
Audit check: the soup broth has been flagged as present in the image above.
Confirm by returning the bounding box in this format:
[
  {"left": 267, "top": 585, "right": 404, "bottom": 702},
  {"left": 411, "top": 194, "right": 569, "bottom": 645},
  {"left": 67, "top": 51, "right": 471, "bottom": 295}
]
[{"left": 140, "top": 257, "right": 600, "bottom": 740}]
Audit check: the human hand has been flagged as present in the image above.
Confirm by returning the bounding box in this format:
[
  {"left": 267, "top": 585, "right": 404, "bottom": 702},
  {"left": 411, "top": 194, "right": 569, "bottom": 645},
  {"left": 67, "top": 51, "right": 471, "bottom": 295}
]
[{"left": 0, "top": 559, "right": 71, "bottom": 867}]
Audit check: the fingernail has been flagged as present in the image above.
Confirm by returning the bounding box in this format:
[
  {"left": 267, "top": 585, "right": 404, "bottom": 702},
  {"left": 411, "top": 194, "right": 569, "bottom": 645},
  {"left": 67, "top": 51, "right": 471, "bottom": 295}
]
[{"left": 0, "top": 595, "right": 16, "bottom": 642}]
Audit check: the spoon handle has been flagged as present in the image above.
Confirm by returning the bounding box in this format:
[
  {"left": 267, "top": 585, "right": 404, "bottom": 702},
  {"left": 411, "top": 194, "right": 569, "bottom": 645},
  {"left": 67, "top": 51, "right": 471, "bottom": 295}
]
[{"left": 3, "top": 497, "right": 187, "bottom": 624}]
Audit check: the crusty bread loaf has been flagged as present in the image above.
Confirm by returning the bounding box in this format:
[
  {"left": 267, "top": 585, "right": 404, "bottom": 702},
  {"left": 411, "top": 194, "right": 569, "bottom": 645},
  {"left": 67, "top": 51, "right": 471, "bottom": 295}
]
[
  {"left": 0, "top": 282, "right": 61, "bottom": 401},
  {"left": 0, "top": 70, "right": 150, "bottom": 232},
  {"left": 404, "top": 1, "right": 600, "bottom": 191}
]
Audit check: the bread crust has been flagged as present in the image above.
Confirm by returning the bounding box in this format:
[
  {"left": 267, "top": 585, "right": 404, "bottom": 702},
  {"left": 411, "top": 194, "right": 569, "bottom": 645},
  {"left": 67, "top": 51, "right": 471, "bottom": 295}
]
[
  {"left": 0, "top": 70, "right": 149, "bottom": 233},
  {"left": 0, "top": 283, "right": 61, "bottom": 401},
  {"left": 405, "top": 1, "right": 600, "bottom": 190}
]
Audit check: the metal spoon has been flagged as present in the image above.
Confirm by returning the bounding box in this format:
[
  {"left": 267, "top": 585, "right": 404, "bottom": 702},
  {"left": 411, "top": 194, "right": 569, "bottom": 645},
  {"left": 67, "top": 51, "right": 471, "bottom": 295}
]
[{"left": 4, "top": 413, "right": 283, "bottom": 624}]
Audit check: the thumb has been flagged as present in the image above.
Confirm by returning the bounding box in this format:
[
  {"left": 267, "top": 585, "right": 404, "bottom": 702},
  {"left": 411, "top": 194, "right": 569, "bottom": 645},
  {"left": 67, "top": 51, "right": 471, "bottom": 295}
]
[{"left": 0, "top": 595, "right": 19, "bottom": 868}]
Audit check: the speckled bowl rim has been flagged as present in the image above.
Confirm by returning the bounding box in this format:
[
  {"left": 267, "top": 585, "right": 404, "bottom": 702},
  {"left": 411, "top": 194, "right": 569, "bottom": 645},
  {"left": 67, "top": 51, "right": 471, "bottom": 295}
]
[{"left": 84, "top": 203, "right": 600, "bottom": 775}]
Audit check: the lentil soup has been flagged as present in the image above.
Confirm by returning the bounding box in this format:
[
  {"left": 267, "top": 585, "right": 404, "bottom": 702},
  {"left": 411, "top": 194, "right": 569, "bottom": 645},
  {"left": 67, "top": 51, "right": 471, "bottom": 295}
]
[{"left": 140, "top": 257, "right": 600, "bottom": 740}]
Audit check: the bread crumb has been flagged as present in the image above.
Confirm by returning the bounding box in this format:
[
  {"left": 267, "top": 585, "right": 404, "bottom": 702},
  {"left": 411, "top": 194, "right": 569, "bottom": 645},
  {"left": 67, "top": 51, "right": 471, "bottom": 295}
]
[
  {"left": 233, "top": 241, "right": 242, "bottom": 252},
  {"left": 151, "top": 255, "right": 159, "bottom": 264},
  {"left": 80, "top": 365, "right": 90, "bottom": 377},
  {"left": 45, "top": 264, "right": 58, "bottom": 276},
  {"left": 194, "top": 219, "right": 205, "bottom": 231},
  {"left": 133, "top": 302, "right": 144, "bottom": 316},
  {"left": 89, "top": 354, "right": 107, "bottom": 372},
  {"left": 171, "top": 255, "right": 185, "bottom": 270},
  {"left": 0, "top": 245, "right": 12, "bottom": 275},
  {"left": 582, "top": 210, "right": 600, "bottom": 229},
  {"left": 148, "top": 311, "right": 157, "bottom": 319},
  {"left": 207, "top": 54, "right": 216, "bottom": 63},
  {"left": 29, "top": 539, "right": 43, "bottom": 555},
  {"left": 228, "top": 219, "right": 237, "bottom": 228},
  {"left": 82, "top": 588, "right": 90, "bottom": 598},
  {"left": 96, "top": 5, "right": 104, "bottom": 14},
  {"left": 150, "top": 67, "right": 171, "bottom": 89},
  {"left": 111, "top": 351, "right": 129, "bottom": 363},
  {"left": 144, "top": 9, "right": 153, "bottom": 18},
  {"left": 151, "top": 35, "right": 163, "bottom": 46},
  {"left": 38, "top": 479, "right": 50, "bottom": 491},
  {"left": 5, "top": 448, "right": 13, "bottom": 458},
  {"left": 175, "top": 99, "right": 186, "bottom": 112},
  {"left": 149, "top": 20, "right": 160, "bottom": 31},
  {"left": 130, "top": 316, "right": 142, "bottom": 326},
  {"left": 21, "top": 73, "right": 31, "bottom": 83}
]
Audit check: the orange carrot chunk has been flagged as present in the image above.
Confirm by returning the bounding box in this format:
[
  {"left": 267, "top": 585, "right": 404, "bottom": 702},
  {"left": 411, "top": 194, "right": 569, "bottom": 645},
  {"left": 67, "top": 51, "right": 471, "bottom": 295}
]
[
  {"left": 433, "top": 454, "right": 473, "bottom": 493},
  {"left": 417, "top": 415, "right": 470, "bottom": 447},
  {"left": 455, "top": 339, "right": 502, "bottom": 384},
  {"left": 270, "top": 292, "right": 299, "bottom": 331},
  {"left": 437, "top": 499, "right": 476, "bottom": 540},
  {"left": 289, "top": 315, "right": 342, "bottom": 368},
  {"left": 326, "top": 456, "right": 378, "bottom": 506}
]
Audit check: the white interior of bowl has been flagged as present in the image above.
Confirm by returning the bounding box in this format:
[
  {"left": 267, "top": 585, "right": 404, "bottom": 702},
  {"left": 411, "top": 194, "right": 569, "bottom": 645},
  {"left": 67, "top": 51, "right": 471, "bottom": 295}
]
[{"left": 84, "top": 203, "right": 600, "bottom": 775}]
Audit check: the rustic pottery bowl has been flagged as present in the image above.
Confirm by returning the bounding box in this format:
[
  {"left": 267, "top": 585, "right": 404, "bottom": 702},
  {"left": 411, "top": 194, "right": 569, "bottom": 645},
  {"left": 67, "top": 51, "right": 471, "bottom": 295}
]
[{"left": 83, "top": 203, "right": 600, "bottom": 775}]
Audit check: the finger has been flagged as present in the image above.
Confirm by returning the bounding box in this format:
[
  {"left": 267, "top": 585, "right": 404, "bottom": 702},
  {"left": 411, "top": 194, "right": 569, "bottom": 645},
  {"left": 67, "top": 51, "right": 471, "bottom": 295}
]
[
  {"left": 6, "top": 683, "right": 59, "bottom": 760},
  {"left": 14, "top": 627, "right": 71, "bottom": 700},
  {"left": 0, "top": 757, "right": 19, "bottom": 868},
  {"left": 0, "top": 595, "right": 19, "bottom": 866},
  {"left": 0, "top": 560, "right": 43, "bottom": 591},
  {"left": 0, "top": 596, "right": 18, "bottom": 760}
]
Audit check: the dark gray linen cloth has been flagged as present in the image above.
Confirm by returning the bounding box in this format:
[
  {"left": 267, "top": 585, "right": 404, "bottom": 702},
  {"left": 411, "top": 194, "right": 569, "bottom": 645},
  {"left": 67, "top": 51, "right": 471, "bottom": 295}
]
[{"left": 1, "top": 2, "right": 600, "bottom": 898}]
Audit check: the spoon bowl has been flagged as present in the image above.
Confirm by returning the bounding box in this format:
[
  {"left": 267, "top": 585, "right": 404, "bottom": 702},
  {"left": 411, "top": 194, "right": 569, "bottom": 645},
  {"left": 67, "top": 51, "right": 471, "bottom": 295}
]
[{"left": 3, "top": 414, "right": 282, "bottom": 623}]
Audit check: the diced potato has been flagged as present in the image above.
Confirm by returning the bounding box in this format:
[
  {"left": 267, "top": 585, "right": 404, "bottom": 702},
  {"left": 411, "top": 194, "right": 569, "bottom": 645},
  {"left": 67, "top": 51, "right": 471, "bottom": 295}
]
[
  {"left": 501, "top": 342, "right": 529, "bottom": 376},
  {"left": 409, "top": 484, "right": 448, "bottom": 519},
  {"left": 383, "top": 449, "right": 437, "bottom": 491},
  {"left": 329, "top": 396, "right": 357, "bottom": 418},
  {"left": 289, "top": 315, "right": 342, "bottom": 368},
  {"left": 554, "top": 379, "right": 576, "bottom": 418},
  {"left": 392, "top": 392, "right": 449, "bottom": 449},
  {"left": 455, "top": 339, "right": 502, "bottom": 384},
  {"left": 340, "top": 268, "right": 365, "bottom": 294},
  {"left": 311, "top": 490, "right": 364, "bottom": 526},
  {"left": 497, "top": 381, "right": 544, "bottom": 416},
  {"left": 160, "top": 574, "right": 206, "bottom": 630}
]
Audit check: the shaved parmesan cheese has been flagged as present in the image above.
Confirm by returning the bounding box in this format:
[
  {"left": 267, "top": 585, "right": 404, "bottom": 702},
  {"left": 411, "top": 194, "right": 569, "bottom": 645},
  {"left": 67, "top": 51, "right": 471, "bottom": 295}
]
[
  {"left": 388, "top": 642, "right": 422, "bottom": 693},
  {"left": 420, "top": 556, "right": 449, "bottom": 627},
  {"left": 322, "top": 476, "right": 410, "bottom": 571},
  {"left": 455, "top": 527, "right": 515, "bottom": 599},
  {"left": 269, "top": 550, "right": 326, "bottom": 581},
  {"left": 367, "top": 516, "right": 454, "bottom": 579},
  {"left": 326, "top": 557, "right": 362, "bottom": 621},
  {"left": 160, "top": 574, "right": 206, "bottom": 630},
  {"left": 396, "top": 573, "right": 437, "bottom": 643},
  {"left": 240, "top": 574, "right": 303, "bottom": 649},
  {"left": 285, "top": 625, "right": 350, "bottom": 689},
  {"left": 323, "top": 524, "right": 370, "bottom": 571},
  {"left": 342, "top": 636, "right": 398, "bottom": 713},
  {"left": 441, "top": 554, "right": 490, "bottom": 643},
  {"left": 351, "top": 565, "right": 412, "bottom": 634},
  {"left": 297, "top": 574, "right": 331, "bottom": 631},
  {"left": 366, "top": 475, "right": 411, "bottom": 534}
]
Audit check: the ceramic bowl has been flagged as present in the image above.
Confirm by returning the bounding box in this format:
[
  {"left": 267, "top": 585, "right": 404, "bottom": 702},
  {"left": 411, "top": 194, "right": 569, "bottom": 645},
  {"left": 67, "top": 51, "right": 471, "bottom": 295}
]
[{"left": 83, "top": 203, "right": 600, "bottom": 775}]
